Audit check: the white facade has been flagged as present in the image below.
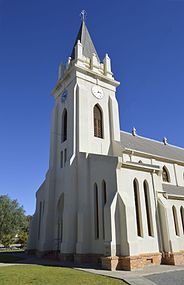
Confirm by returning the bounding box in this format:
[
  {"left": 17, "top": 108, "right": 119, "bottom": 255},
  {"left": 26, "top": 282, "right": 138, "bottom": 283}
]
[{"left": 28, "top": 20, "right": 184, "bottom": 270}]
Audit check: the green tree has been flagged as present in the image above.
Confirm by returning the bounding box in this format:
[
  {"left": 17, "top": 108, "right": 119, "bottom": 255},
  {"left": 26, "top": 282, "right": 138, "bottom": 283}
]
[
  {"left": 0, "top": 195, "right": 28, "bottom": 247},
  {"left": 17, "top": 231, "right": 28, "bottom": 248},
  {"left": 1, "top": 234, "right": 14, "bottom": 248}
]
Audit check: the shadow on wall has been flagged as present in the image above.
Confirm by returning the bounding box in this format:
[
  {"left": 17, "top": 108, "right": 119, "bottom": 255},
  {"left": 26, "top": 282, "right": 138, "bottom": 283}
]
[{"left": 0, "top": 250, "right": 102, "bottom": 270}]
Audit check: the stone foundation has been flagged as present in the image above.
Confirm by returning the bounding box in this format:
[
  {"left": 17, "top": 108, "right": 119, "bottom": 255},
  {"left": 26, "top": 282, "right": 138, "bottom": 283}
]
[
  {"left": 74, "top": 254, "right": 102, "bottom": 264},
  {"left": 162, "top": 251, "right": 184, "bottom": 265},
  {"left": 27, "top": 249, "right": 60, "bottom": 259},
  {"left": 101, "top": 253, "right": 161, "bottom": 271},
  {"left": 27, "top": 250, "right": 184, "bottom": 270},
  {"left": 59, "top": 253, "right": 74, "bottom": 262},
  {"left": 27, "top": 249, "right": 37, "bottom": 255}
]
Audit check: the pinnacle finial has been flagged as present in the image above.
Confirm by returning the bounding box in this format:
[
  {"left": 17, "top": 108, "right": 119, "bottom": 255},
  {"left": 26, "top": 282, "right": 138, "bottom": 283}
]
[
  {"left": 163, "top": 137, "right": 168, "bottom": 145},
  {"left": 132, "top": 127, "right": 137, "bottom": 136},
  {"left": 80, "top": 10, "right": 87, "bottom": 22}
]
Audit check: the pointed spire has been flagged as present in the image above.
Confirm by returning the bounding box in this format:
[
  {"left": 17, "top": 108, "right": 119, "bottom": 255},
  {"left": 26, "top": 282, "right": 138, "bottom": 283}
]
[{"left": 70, "top": 18, "right": 100, "bottom": 62}]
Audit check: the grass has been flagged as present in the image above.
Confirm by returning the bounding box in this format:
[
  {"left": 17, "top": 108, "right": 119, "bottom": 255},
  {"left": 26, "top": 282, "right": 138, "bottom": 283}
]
[{"left": 0, "top": 265, "right": 126, "bottom": 285}]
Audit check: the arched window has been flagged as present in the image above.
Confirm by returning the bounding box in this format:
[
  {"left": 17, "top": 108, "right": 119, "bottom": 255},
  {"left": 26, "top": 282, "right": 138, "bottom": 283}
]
[
  {"left": 102, "top": 180, "right": 107, "bottom": 239},
  {"left": 94, "top": 183, "right": 99, "bottom": 239},
  {"left": 143, "top": 180, "right": 154, "bottom": 237},
  {"left": 133, "top": 179, "right": 143, "bottom": 237},
  {"left": 162, "top": 166, "right": 170, "bottom": 182},
  {"left": 180, "top": 206, "right": 184, "bottom": 234},
  {"left": 172, "top": 206, "right": 179, "bottom": 236},
  {"left": 57, "top": 194, "right": 64, "bottom": 250},
  {"left": 38, "top": 201, "right": 42, "bottom": 240},
  {"left": 94, "top": 104, "right": 103, "bottom": 138},
  {"left": 61, "top": 109, "right": 67, "bottom": 142}
]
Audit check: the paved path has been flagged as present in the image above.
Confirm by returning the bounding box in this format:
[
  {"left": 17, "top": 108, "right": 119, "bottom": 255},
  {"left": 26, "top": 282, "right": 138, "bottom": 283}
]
[
  {"left": 1, "top": 253, "right": 184, "bottom": 285},
  {"left": 78, "top": 264, "right": 184, "bottom": 285},
  {"left": 145, "top": 269, "right": 184, "bottom": 285}
]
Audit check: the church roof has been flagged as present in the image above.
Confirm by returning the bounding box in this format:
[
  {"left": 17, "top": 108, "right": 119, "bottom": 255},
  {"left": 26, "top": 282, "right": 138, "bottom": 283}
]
[
  {"left": 70, "top": 20, "right": 100, "bottom": 61},
  {"left": 120, "top": 131, "right": 184, "bottom": 163},
  {"left": 163, "top": 184, "right": 184, "bottom": 196}
]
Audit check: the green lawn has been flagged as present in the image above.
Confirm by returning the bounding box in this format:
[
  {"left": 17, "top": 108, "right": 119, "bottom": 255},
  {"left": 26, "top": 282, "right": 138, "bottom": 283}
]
[{"left": 0, "top": 265, "right": 126, "bottom": 285}]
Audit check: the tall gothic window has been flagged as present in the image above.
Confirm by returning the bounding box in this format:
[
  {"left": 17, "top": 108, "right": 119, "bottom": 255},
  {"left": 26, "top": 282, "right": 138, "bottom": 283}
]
[
  {"left": 162, "top": 166, "right": 170, "bottom": 182},
  {"left": 133, "top": 179, "right": 143, "bottom": 237},
  {"left": 61, "top": 109, "right": 67, "bottom": 142},
  {"left": 180, "top": 206, "right": 184, "bottom": 234},
  {"left": 94, "top": 104, "right": 103, "bottom": 138},
  {"left": 172, "top": 206, "right": 179, "bottom": 236},
  {"left": 102, "top": 180, "right": 107, "bottom": 239},
  {"left": 57, "top": 193, "right": 64, "bottom": 250},
  {"left": 94, "top": 183, "right": 99, "bottom": 239},
  {"left": 38, "top": 201, "right": 42, "bottom": 240},
  {"left": 143, "top": 180, "right": 154, "bottom": 237}
]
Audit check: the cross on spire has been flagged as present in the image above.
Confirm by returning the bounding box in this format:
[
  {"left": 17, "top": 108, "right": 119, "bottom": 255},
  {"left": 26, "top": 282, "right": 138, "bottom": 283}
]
[
  {"left": 70, "top": 11, "right": 99, "bottom": 61},
  {"left": 80, "top": 10, "right": 87, "bottom": 22}
]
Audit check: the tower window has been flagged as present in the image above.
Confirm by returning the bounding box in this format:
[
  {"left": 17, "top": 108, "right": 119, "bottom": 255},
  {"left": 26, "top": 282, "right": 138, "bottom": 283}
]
[
  {"left": 94, "top": 104, "right": 103, "bottom": 138},
  {"left": 60, "top": 151, "right": 63, "bottom": 168},
  {"left": 38, "top": 201, "right": 42, "bottom": 240},
  {"left": 61, "top": 109, "right": 67, "bottom": 142},
  {"left": 162, "top": 166, "right": 170, "bottom": 182},
  {"left": 94, "top": 183, "right": 99, "bottom": 239},
  {"left": 57, "top": 193, "right": 64, "bottom": 250},
  {"left": 64, "top": 148, "right": 67, "bottom": 165},
  {"left": 102, "top": 180, "right": 107, "bottom": 239}
]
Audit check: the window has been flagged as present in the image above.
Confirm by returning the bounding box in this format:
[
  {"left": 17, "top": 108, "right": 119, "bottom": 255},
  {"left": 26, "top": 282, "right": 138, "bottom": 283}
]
[
  {"left": 57, "top": 194, "right": 64, "bottom": 250},
  {"left": 61, "top": 109, "right": 67, "bottom": 142},
  {"left": 102, "top": 180, "right": 107, "bottom": 239},
  {"left": 94, "top": 183, "right": 99, "bottom": 239},
  {"left": 38, "top": 201, "right": 42, "bottom": 240},
  {"left": 162, "top": 166, "right": 170, "bottom": 182},
  {"left": 133, "top": 179, "right": 143, "bottom": 237},
  {"left": 64, "top": 148, "right": 67, "bottom": 165},
  {"left": 60, "top": 151, "right": 63, "bottom": 168},
  {"left": 143, "top": 180, "right": 154, "bottom": 237},
  {"left": 94, "top": 104, "right": 103, "bottom": 138},
  {"left": 172, "top": 206, "right": 179, "bottom": 236},
  {"left": 180, "top": 206, "right": 184, "bottom": 234},
  {"left": 42, "top": 200, "right": 45, "bottom": 215}
]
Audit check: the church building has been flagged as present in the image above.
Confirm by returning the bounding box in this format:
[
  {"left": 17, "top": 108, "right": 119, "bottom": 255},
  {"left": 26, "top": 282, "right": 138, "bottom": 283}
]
[{"left": 28, "top": 17, "right": 184, "bottom": 270}]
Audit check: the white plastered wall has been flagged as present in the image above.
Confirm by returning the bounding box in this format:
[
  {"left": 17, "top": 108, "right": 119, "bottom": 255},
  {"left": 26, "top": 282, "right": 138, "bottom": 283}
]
[
  {"left": 116, "top": 165, "right": 160, "bottom": 256},
  {"left": 76, "top": 75, "right": 120, "bottom": 156}
]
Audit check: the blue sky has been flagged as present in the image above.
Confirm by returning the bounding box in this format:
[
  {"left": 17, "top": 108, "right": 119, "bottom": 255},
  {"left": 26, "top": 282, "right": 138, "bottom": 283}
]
[{"left": 0, "top": 0, "right": 184, "bottom": 215}]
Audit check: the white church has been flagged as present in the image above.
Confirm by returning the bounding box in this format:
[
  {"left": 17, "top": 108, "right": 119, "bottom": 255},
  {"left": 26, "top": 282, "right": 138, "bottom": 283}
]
[{"left": 28, "top": 17, "right": 184, "bottom": 271}]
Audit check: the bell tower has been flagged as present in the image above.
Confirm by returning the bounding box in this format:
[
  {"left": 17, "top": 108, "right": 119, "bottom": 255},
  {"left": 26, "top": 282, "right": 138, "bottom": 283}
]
[
  {"left": 50, "top": 16, "right": 120, "bottom": 167},
  {"left": 28, "top": 13, "right": 123, "bottom": 261}
]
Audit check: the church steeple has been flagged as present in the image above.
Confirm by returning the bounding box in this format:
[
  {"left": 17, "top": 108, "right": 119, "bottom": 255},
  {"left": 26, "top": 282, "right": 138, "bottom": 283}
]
[{"left": 70, "top": 19, "right": 100, "bottom": 62}]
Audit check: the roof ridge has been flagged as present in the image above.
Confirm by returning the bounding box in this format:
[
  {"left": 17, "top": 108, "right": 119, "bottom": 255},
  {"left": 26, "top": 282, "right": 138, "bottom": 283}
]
[{"left": 120, "top": 130, "right": 184, "bottom": 151}]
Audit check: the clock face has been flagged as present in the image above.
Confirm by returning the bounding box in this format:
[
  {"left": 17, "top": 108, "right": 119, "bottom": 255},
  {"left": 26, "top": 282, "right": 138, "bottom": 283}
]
[
  {"left": 61, "top": 90, "right": 68, "bottom": 103},
  {"left": 92, "top": 85, "right": 104, "bottom": 99}
]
